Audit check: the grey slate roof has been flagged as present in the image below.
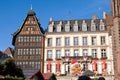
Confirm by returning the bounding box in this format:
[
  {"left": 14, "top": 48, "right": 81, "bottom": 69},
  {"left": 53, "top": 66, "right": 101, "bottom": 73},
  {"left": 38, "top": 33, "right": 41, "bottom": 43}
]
[{"left": 47, "top": 19, "right": 107, "bottom": 32}]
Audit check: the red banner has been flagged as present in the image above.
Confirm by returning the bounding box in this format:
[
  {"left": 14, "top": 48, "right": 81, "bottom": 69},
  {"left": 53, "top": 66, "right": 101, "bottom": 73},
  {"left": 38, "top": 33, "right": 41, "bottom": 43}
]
[
  {"left": 47, "top": 61, "right": 51, "bottom": 70},
  {"left": 103, "top": 60, "right": 106, "bottom": 71},
  {"left": 93, "top": 60, "right": 96, "bottom": 71},
  {"left": 56, "top": 60, "right": 60, "bottom": 71}
]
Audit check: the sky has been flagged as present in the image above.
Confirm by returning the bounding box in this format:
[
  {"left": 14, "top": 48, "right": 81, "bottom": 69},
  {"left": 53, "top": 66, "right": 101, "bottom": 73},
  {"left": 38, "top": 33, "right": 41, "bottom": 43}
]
[{"left": 0, "top": 0, "right": 111, "bottom": 51}]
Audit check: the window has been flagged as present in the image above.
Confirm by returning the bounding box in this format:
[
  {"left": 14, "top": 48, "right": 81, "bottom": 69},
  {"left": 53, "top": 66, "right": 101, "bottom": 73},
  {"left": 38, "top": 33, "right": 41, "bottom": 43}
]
[
  {"left": 101, "top": 36, "right": 105, "bottom": 45},
  {"left": 47, "top": 50, "right": 52, "bottom": 59},
  {"left": 92, "top": 37, "right": 96, "bottom": 45},
  {"left": 73, "top": 26, "right": 78, "bottom": 32},
  {"left": 36, "top": 49, "right": 39, "bottom": 54},
  {"left": 82, "top": 37, "right": 87, "bottom": 45},
  {"left": 91, "top": 26, "right": 96, "bottom": 31},
  {"left": 65, "top": 37, "right": 70, "bottom": 46},
  {"left": 28, "top": 27, "right": 33, "bottom": 31},
  {"left": 26, "top": 49, "right": 29, "bottom": 54},
  {"left": 18, "top": 37, "right": 21, "bottom": 42},
  {"left": 57, "top": 26, "right": 61, "bottom": 32},
  {"left": 82, "top": 24, "right": 87, "bottom": 31},
  {"left": 27, "top": 36, "right": 29, "bottom": 42},
  {"left": 100, "top": 25, "right": 105, "bottom": 31},
  {"left": 48, "top": 26, "right": 53, "bottom": 32},
  {"left": 48, "top": 38, "right": 52, "bottom": 46},
  {"left": 38, "top": 49, "right": 41, "bottom": 54},
  {"left": 21, "top": 37, "right": 23, "bottom": 42},
  {"left": 74, "top": 37, "right": 78, "bottom": 45},
  {"left": 83, "top": 49, "right": 88, "bottom": 56},
  {"left": 74, "top": 50, "right": 79, "bottom": 56},
  {"left": 18, "top": 49, "right": 20, "bottom": 55},
  {"left": 101, "top": 49, "right": 106, "bottom": 58},
  {"left": 65, "top": 50, "right": 70, "bottom": 56},
  {"left": 92, "top": 49, "right": 97, "bottom": 58},
  {"left": 56, "top": 50, "right": 61, "bottom": 59},
  {"left": 65, "top": 26, "right": 70, "bottom": 32},
  {"left": 30, "top": 49, "right": 32, "bottom": 55},
  {"left": 56, "top": 38, "right": 61, "bottom": 46}
]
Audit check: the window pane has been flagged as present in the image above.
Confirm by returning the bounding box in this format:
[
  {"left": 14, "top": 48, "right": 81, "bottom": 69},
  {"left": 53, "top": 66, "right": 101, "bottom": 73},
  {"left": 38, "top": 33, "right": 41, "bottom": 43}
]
[
  {"left": 91, "top": 26, "right": 96, "bottom": 31},
  {"left": 83, "top": 49, "right": 88, "bottom": 56},
  {"left": 47, "top": 50, "right": 52, "bottom": 59},
  {"left": 56, "top": 38, "right": 61, "bottom": 46},
  {"left": 92, "top": 37, "right": 96, "bottom": 45},
  {"left": 65, "top": 50, "right": 70, "bottom": 56},
  {"left": 82, "top": 25, "right": 87, "bottom": 31},
  {"left": 65, "top": 37, "right": 70, "bottom": 46},
  {"left": 65, "top": 26, "right": 70, "bottom": 32},
  {"left": 101, "top": 36, "right": 105, "bottom": 45},
  {"left": 48, "top": 38, "right": 52, "bottom": 46},
  {"left": 82, "top": 37, "right": 87, "bottom": 45},
  {"left": 101, "top": 49, "right": 106, "bottom": 58},
  {"left": 56, "top": 50, "right": 61, "bottom": 59},
  {"left": 92, "top": 49, "right": 97, "bottom": 58},
  {"left": 48, "top": 26, "right": 53, "bottom": 32},
  {"left": 74, "top": 26, "right": 78, "bottom": 32},
  {"left": 74, "top": 37, "right": 78, "bottom": 45},
  {"left": 74, "top": 50, "right": 79, "bottom": 56},
  {"left": 57, "top": 26, "right": 61, "bottom": 32}
]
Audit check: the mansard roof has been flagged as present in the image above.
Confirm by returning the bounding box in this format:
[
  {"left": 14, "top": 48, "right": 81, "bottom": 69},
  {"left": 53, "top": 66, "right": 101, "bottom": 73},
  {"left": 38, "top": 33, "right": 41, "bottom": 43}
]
[
  {"left": 47, "top": 18, "right": 107, "bottom": 33},
  {"left": 12, "top": 9, "right": 45, "bottom": 45}
]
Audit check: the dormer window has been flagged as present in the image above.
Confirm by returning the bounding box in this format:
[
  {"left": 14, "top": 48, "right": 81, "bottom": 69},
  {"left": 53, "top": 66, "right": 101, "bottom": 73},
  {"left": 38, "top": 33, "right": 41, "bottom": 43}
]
[
  {"left": 91, "top": 20, "right": 96, "bottom": 31},
  {"left": 73, "top": 25, "right": 78, "bottom": 32},
  {"left": 74, "top": 21, "right": 78, "bottom": 32},
  {"left": 91, "top": 26, "right": 96, "bottom": 31},
  {"left": 65, "top": 21, "right": 70, "bottom": 32},
  {"left": 48, "top": 26, "right": 53, "bottom": 32},
  {"left": 82, "top": 24, "right": 87, "bottom": 31},
  {"left": 57, "top": 25, "right": 61, "bottom": 32},
  {"left": 82, "top": 20, "right": 87, "bottom": 31},
  {"left": 65, "top": 26, "right": 70, "bottom": 32},
  {"left": 100, "top": 20, "right": 105, "bottom": 31},
  {"left": 100, "top": 25, "right": 105, "bottom": 31}
]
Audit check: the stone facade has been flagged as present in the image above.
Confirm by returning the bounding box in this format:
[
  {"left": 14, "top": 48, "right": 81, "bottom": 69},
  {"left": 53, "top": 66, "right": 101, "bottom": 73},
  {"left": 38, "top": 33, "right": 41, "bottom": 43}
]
[{"left": 44, "top": 16, "right": 114, "bottom": 76}]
